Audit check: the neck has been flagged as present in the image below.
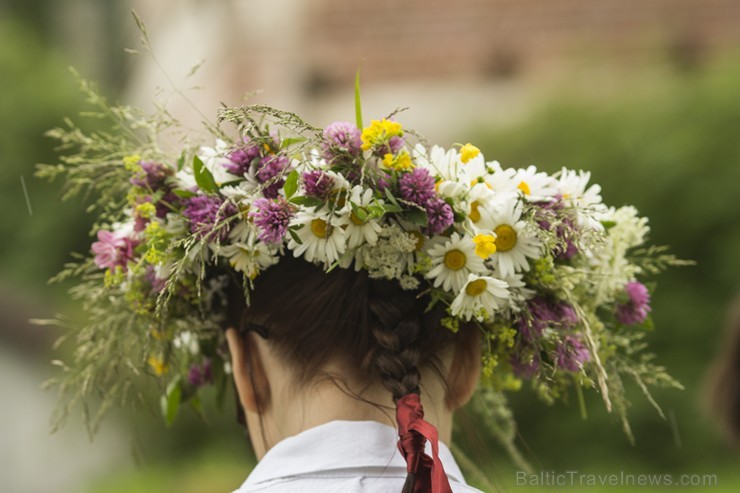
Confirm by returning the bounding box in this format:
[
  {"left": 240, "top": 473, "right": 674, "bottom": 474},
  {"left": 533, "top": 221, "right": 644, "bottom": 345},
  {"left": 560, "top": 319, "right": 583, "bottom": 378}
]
[{"left": 245, "top": 364, "right": 453, "bottom": 460}]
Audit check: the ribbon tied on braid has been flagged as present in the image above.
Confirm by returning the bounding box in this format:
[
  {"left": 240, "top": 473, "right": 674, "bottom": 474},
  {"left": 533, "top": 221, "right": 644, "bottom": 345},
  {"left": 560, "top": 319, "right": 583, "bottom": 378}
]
[{"left": 396, "top": 393, "right": 453, "bottom": 493}]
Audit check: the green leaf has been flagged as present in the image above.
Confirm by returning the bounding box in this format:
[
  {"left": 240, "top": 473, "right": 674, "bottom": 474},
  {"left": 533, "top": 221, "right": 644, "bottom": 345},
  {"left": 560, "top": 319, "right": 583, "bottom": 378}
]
[
  {"left": 173, "top": 189, "right": 197, "bottom": 198},
  {"left": 601, "top": 220, "right": 617, "bottom": 230},
  {"left": 283, "top": 170, "right": 299, "bottom": 199},
  {"left": 367, "top": 204, "right": 387, "bottom": 219},
  {"left": 288, "top": 228, "right": 303, "bottom": 245},
  {"left": 453, "top": 211, "right": 467, "bottom": 223},
  {"left": 189, "top": 395, "right": 208, "bottom": 423},
  {"left": 355, "top": 67, "right": 363, "bottom": 130},
  {"left": 177, "top": 151, "right": 186, "bottom": 171},
  {"left": 381, "top": 202, "right": 403, "bottom": 214},
  {"left": 384, "top": 188, "right": 401, "bottom": 209},
  {"left": 406, "top": 207, "right": 429, "bottom": 227},
  {"left": 161, "top": 377, "right": 182, "bottom": 427},
  {"left": 350, "top": 202, "right": 368, "bottom": 222},
  {"left": 280, "top": 137, "right": 306, "bottom": 149},
  {"left": 289, "top": 196, "right": 323, "bottom": 208},
  {"left": 193, "top": 155, "right": 218, "bottom": 193},
  {"left": 640, "top": 314, "right": 655, "bottom": 331}
]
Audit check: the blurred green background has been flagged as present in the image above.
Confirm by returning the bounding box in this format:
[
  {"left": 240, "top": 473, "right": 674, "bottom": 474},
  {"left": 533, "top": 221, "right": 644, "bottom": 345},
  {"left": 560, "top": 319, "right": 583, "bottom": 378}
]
[{"left": 1, "top": 1, "right": 738, "bottom": 492}]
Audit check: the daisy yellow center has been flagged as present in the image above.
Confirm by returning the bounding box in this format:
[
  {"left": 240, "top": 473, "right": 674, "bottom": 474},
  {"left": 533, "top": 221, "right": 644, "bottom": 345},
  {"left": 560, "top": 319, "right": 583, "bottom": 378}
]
[
  {"left": 493, "top": 224, "right": 517, "bottom": 252},
  {"left": 443, "top": 249, "right": 467, "bottom": 271},
  {"left": 311, "top": 218, "right": 329, "bottom": 238},
  {"left": 465, "top": 279, "right": 488, "bottom": 296},
  {"left": 517, "top": 180, "right": 531, "bottom": 195},
  {"left": 469, "top": 201, "right": 481, "bottom": 223},
  {"left": 331, "top": 190, "right": 347, "bottom": 209},
  {"left": 410, "top": 231, "right": 425, "bottom": 251}
]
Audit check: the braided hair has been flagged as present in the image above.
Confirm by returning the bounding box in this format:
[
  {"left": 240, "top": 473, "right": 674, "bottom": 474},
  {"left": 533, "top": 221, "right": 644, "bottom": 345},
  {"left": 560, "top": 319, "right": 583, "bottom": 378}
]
[{"left": 233, "top": 255, "right": 474, "bottom": 491}]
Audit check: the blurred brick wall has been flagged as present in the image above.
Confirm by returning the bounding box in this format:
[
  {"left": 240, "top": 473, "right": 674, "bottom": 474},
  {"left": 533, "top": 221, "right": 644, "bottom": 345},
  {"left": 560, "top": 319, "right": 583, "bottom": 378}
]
[
  {"left": 128, "top": 0, "right": 740, "bottom": 140},
  {"left": 301, "top": 0, "right": 740, "bottom": 89}
]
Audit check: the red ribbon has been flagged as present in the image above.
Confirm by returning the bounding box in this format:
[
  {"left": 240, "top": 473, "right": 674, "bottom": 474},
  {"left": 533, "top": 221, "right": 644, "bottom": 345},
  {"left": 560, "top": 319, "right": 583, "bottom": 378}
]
[{"left": 396, "top": 393, "right": 453, "bottom": 493}]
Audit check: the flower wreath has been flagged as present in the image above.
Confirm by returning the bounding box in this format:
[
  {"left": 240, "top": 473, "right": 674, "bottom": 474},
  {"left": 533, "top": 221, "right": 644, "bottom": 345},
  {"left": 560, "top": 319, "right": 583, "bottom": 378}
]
[{"left": 39, "top": 74, "right": 689, "bottom": 469}]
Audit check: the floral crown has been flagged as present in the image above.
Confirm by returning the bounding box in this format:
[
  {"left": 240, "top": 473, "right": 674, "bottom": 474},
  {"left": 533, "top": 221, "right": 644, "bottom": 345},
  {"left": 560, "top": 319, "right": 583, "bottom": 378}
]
[{"left": 41, "top": 77, "right": 688, "bottom": 464}]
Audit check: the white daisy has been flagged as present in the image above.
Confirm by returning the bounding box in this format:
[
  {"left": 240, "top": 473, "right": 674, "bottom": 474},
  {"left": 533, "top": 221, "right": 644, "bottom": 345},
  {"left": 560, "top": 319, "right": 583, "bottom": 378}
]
[
  {"left": 425, "top": 233, "right": 488, "bottom": 293},
  {"left": 227, "top": 215, "right": 258, "bottom": 244},
  {"left": 481, "top": 160, "right": 520, "bottom": 198},
  {"left": 476, "top": 198, "right": 542, "bottom": 278},
  {"left": 220, "top": 180, "right": 258, "bottom": 200},
  {"left": 343, "top": 186, "right": 383, "bottom": 248},
  {"left": 450, "top": 273, "right": 510, "bottom": 322},
  {"left": 413, "top": 144, "right": 457, "bottom": 180},
  {"left": 175, "top": 139, "right": 241, "bottom": 189},
  {"left": 464, "top": 182, "right": 497, "bottom": 228},
  {"left": 287, "top": 209, "right": 348, "bottom": 265},
  {"left": 513, "top": 165, "right": 559, "bottom": 201},
  {"left": 556, "top": 168, "right": 607, "bottom": 230},
  {"left": 219, "top": 241, "right": 279, "bottom": 279},
  {"left": 490, "top": 269, "right": 535, "bottom": 314}
]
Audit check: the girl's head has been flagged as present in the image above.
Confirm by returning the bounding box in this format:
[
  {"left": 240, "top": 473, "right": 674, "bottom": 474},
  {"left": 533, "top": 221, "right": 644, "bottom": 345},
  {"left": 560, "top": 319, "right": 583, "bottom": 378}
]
[{"left": 224, "top": 254, "right": 482, "bottom": 490}]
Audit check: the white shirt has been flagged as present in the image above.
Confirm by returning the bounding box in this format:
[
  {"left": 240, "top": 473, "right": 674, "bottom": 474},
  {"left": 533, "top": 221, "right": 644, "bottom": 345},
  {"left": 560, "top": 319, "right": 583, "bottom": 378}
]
[{"left": 232, "top": 420, "right": 484, "bottom": 492}]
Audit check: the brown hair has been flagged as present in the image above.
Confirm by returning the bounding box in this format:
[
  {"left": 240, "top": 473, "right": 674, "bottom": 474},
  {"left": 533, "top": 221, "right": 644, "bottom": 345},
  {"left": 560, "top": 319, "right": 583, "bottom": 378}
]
[
  {"left": 229, "top": 254, "right": 477, "bottom": 491},
  {"left": 703, "top": 293, "right": 740, "bottom": 448}
]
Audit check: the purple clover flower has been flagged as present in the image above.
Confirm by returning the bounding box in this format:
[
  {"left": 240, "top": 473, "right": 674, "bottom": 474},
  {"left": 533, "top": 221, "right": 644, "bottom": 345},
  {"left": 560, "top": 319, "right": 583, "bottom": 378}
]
[
  {"left": 516, "top": 296, "right": 579, "bottom": 342},
  {"left": 425, "top": 197, "right": 454, "bottom": 235},
  {"left": 616, "top": 281, "right": 652, "bottom": 325},
  {"left": 399, "top": 168, "right": 436, "bottom": 206},
  {"left": 183, "top": 195, "right": 237, "bottom": 241},
  {"left": 554, "top": 335, "right": 590, "bottom": 372},
  {"left": 555, "top": 301, "right": 579, "bottom": 328},
  {"left": 388, "top": 135, "right": 404, "bottom": 153},
  {"left": 187, "top": 359, "right": 213, "bottom": 388},
  {"left": 374, "top": 135, "right": 405, "bottom": 157},
  {"left": 257, "top": 154, "right": 290, "bottom": 199},
  {"left": 130, "top": 161, "right": 172, "bottom": 191},
  {"left": 156, "top": 190, "right": 180, "bottom": 219},
  {"left": 91, "top": 230, "right": 138, "bottom": 271},
  {"left": 225, "top": 140, "right": 262, "bottom": 176},
  {"left": 302, "top": 170, "right": 334, "bottom": 200},
  {"left": 535, "top": 196, "right": 578, "bottom": 260},
  {"left": 511, "top": 352, "right": 540, "bottom": 379},
  {"left": 517, "top": 296, "right": 554, "bottom": 342},
  {"left": 249, "top": 198, "right": 294, "bottom": 244},
  {"left": 322, "top": 121, "right": 362, "bottom": 158}
]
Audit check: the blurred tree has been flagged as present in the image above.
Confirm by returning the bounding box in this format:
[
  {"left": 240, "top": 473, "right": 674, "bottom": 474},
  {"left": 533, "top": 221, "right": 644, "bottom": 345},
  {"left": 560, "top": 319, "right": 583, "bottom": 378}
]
[
  {"left": 471, "top": 58, "right": 740, "bottom": 474},
  {"left": 0, "top": 17, "right": 91, "bottom": 292}
]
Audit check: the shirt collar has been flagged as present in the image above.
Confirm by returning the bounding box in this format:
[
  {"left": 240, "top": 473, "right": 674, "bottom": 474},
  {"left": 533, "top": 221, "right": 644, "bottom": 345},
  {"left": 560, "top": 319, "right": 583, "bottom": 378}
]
[{"left": 240, "top": 420, "right": 467, "bottom": 487}]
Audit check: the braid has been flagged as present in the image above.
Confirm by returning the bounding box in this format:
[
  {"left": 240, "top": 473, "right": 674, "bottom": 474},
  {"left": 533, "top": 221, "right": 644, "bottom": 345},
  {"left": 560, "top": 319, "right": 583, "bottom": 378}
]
[
  {"left": 366, "top": 278, "right": 424, "bottom": 402},
  {"left": 365, "top": 278, "right": 432, "bottom": 493}
]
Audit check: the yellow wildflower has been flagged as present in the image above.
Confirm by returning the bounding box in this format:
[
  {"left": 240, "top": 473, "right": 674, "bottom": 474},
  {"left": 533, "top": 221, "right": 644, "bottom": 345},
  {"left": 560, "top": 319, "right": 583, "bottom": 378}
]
[
  {"left": 361, "top": 119, "right": 403, "bottom": 151},
  {"left": 382, "top": 150, "right": 414, "bottom": 171},
  {"left": 148, "top": 355, "right": 169, "bottom": 376},
  {"left": 473, "top": 233, "right": 497, "bottom": 259},
  {"left": 123, "top": 154, "right": 142, "bottom": 171},
  {"left": 459, "top": 143, "right": 480, "bottom": 164},
  {"left": 135, "top": 202, "right": 157, "bottom": 219}
]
